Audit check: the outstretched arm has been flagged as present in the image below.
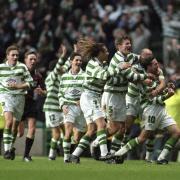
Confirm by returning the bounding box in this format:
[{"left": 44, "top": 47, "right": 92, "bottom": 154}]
[{"left": 150, "top": 0, "right": 165, "bottom": 18}]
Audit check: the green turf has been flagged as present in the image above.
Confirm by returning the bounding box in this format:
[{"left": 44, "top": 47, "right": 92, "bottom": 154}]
[{"left": 0, "top": 156, "right": 179, "bottom": 180}]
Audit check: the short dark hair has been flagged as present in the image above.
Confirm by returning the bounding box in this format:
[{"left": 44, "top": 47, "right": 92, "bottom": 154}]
[
  {"left": 142, "top": 56, "right": 155, "bottom": 69},
  {"left": 69, "top": 52, "right": 81, "bottom": 61},
  {"left": 24, "top": 51, "right": 37, "bottom": 59}
]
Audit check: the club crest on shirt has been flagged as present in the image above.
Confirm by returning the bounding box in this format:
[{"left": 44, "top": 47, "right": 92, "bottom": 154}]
[
  {"left": 70, "top": 89, "right": 81, "bottom": 96},
  {"left": 6, "top": 78, "right": 17, "bottom": 84}
]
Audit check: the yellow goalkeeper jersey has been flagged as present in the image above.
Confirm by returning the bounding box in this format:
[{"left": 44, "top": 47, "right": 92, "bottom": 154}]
[{"left": 165, "top": 89, "right": 180, "bottom": 126}]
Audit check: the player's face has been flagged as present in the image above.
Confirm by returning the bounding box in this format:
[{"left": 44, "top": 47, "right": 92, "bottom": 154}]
[
  {"left": 151, "top": 59, "right": 159, "bottom": 72},
  {"left": 117, "top": 39, "right": 131, "bottom": 56},
  {"left": 148, "top": 59, "right": 159, "bottom": 74},
  {"left": 25, "top": 54, "right": 37, "bottom": 71},
  {"left": 71, "top": 55, "right": 82, "bottom": 70},
  {"left": 7, "top": 50, "right": 19, "bottom": 66}
]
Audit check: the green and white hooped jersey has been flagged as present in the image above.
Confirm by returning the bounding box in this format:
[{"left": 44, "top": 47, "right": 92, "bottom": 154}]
[
  {"left": 0, "top": 61, "right": 33, "bottom": 95},
  {"left": 83, "top": 58, "right": 119, "bottom": 95},
  {"left": 126, "top": 68, "right": 165, "bottom": 109},
  {"left": 58, "top": 69, "right": 85, "bottom": 108},
  {"left": 126, "top": 63, "right": 146, "bottom": 104},
  {"left": 104, "top": 52, "right": 147, "bottom": 93},
  {"left": 140, "top": 78, "right": 167, "bottom": 110},
  {"left": 126, "top": 64, "right": 164, "bottom": 106},
  {"left": 140, "top": 91, "right": 169, "bottom": 111},
  {"left": 43, "top": 59, "right": 70, "bottom": 112}
]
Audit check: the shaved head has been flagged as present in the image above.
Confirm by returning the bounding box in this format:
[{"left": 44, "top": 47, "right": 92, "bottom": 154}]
[
  {"left": 140, "top": 48, "right": 153, "bottom": 59},
  {"left": 140, "top": 48, "right": 154, "bottom": 66}
]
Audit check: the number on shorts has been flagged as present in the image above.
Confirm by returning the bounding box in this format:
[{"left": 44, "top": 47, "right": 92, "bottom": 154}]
[
  {"left": 49, "top": 114, "right": 56, "bottom": 122},
  {"left": 148, "top": 116, "right": 155, "bottom": 123},
  {"left": 93, "top": 100, "right": 99, "bottom": 109}
]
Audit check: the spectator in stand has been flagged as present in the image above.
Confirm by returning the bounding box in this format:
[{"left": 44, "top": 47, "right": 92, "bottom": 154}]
[
  {"left": 130, "top": 24, "right": 151, "bottom": 54},
  {"left": 167, "top": 38, "right": 180, "bottom": 65},
  {"left": 150, "top": 0, "right": 180, "bottom": 67}
]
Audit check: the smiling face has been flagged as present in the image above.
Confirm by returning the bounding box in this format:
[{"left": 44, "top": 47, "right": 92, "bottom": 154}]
[
  {"left": 7, "top": 50, "right": 19, "bottom": 66},
  {"left": 71, "top": 55, "right": 82, "bottom": 69},
  {"left": 117, "top": 39, "right": 132, "bottom": 56}
]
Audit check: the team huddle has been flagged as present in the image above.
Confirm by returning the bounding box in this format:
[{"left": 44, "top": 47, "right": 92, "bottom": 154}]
[{"left": 0, "top": 35, "right": 179, "bottom": 165}]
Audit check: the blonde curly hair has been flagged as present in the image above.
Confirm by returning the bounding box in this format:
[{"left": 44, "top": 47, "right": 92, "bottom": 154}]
[{"left": 77, "top": 38, "right": 105, "bottom": 60}]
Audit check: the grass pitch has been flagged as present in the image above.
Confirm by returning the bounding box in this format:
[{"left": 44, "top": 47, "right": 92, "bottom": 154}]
[{"left": 0, "top": 156, "right": 179, "bottom": 180}]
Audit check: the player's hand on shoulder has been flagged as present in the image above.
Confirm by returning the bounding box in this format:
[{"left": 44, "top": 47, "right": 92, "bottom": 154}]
[
  {"left": 144, "top": 78, "right": 152, "bottom": 86},
  {"left": 119, "top": 62, "right": 131, "bottom": 70}
]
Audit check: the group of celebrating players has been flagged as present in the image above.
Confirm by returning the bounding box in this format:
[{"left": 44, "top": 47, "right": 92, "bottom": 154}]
[{"left": 0, "top": 35, "right": 179, "bottom": 165}]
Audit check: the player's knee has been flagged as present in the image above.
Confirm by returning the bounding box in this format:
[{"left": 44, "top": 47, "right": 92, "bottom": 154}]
[
  {"left": 73, "top": 135, "right": 81, "bottom": 143},
  {"left": 169, "top": 125, "right": 180, "bottom": 138},
  {"left": 86, "top": 128, "right": 96, "bottom": 137},
  {"left": 28, "top": 126, "right": 36, "bottom": 135},
  {"left": 65, "top": 130, "right": 72, "bottom": 139},
  {"left": 173, "top": 129, "right": 180, "bottom": 138},
  {"left": 107, "top": 127, "right": 116, "bottom": 136},
  {"left": 17, "top": 131, "right": 24, "bottom": 137},
  {"left": 53, "top": 132, "right": 60, "bottom": 140}
]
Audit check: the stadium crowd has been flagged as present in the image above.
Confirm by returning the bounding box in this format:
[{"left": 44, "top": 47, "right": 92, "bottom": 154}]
[{"left": 0, "top": 0, "right": 180, "bottom": 164}]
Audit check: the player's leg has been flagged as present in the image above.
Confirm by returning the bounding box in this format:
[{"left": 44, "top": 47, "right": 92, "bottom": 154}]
[
  {"left": 48, "top": 127, "right": 60, "bottom": 160},
  {"left": 3, "top": 111, "right": 14, "bottom": 159},
  {"left": 114, "top": 129, "right": 152, "bottom": 157},
  {"left": 63, "top": 121, "right": 74, "bottom": 163},
  {"left": 23, "top": 117, "right": 36, "bottom": 162},
  {"left": 45, "top": 111, "right": 62, "bottom": 160},
  {"left": 109, "top": 123, "right": 124, "bottom": 154},
  {"left": 106, "top": 93, "right": 126, "bottom": 154},
  {"left": 95, "top": 116, "right": 109, "bottom": 159},
  {"left": 157, "top": 124, "right": 180, "bottom": 164},
  {"left": 71, "top": 122, "right": 96, "bottom": 163},
  {"left": 145, "top": 134, "right": 155, "bottom": 162},
  {"left": 0, "top": 94, "right": 14, "bottom": 159},
  {"left": 17, "top": 120, "right": 25, "bottom": 137}
]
